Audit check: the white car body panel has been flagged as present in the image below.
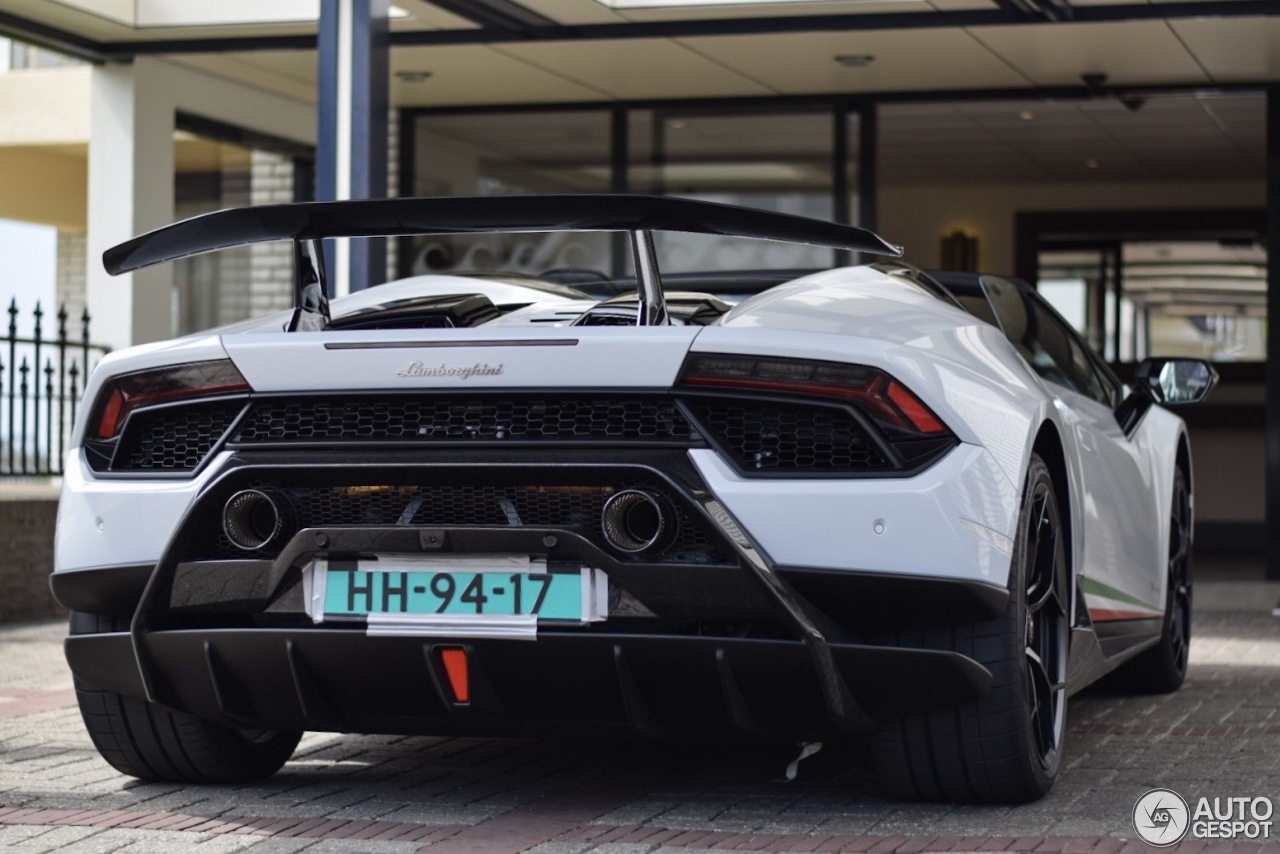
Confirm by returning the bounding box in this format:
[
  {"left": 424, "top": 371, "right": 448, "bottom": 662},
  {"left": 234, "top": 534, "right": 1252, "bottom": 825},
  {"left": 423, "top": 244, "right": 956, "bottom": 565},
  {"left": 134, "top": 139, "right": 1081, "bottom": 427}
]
[
  {"left": 698, "top": 269, "right": 1048, "bottom": 487},
  {"left": 690, "top": 443, "right": 1020, "bottom": 585},
  {"left": 219, "top": 326, "right": 701, "bottom": 393},
  {"left": 55, "top": 263, "right": 1193, "bottom": 635},
  {"left": 57, "top": 266, "right": 1188, "bottom": 611},
  {"left": 55, "top": 450, "right": 233, "bottom": 572}
]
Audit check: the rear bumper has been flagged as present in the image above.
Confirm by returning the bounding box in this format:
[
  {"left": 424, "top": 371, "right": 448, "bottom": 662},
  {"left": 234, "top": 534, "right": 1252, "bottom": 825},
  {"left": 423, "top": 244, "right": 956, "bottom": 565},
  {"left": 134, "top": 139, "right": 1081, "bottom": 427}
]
[
  {"left": 65, "top": 627, "right": 992, "bottom": 739},
  {"left": 54, "top": 450, "right": 1009, "bottom": 739}
]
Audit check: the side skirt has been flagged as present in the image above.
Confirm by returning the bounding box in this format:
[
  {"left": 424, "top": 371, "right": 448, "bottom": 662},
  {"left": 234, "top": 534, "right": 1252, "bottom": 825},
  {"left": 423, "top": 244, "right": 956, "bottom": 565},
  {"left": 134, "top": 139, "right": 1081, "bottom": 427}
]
[{"left": 1065, "top": 619, "right": 1163, "bottom": 695}]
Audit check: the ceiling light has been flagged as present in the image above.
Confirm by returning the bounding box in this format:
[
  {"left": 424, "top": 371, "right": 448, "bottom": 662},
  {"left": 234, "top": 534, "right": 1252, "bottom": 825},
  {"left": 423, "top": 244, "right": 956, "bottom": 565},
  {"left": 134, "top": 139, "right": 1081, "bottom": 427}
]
[
  {"left": 1020, "top": 110, "right": 1035, "bottom": 121},
  {"left": 395, "top": 70, "right": 433, "bottom": 83},
  {"left": 389, "top": 5, "right": 410, "bottom": 18},
  {"left": 1081, "top": 72, "right": 1108, "bottom": 92},
  {"left": 834, "top": 54, "right": 876, "bottom": 68},
  {"left": 1118, "top": 94, "right": 1147, "bottom": 112}
]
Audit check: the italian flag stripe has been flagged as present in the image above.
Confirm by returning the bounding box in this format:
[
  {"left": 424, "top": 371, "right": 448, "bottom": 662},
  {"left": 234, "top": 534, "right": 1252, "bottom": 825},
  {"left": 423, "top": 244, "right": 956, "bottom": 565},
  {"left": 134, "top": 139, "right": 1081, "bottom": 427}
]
[
  {"left": 1081, "top": 577, "right": 1163, "bottom": 622},
  {"left": 1088, "top": 607, "right": 1161, "bottom": 622}
]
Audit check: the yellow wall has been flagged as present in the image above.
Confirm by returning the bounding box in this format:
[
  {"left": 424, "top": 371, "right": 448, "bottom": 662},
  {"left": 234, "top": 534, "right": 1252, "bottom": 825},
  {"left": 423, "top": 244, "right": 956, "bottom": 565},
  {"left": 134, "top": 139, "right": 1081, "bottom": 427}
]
[
  {"left": 0, "top": 67, "right": 90, "bottom": 231},
  {"left": 0, "top": 147, "right": 86, "bottom": 231}
]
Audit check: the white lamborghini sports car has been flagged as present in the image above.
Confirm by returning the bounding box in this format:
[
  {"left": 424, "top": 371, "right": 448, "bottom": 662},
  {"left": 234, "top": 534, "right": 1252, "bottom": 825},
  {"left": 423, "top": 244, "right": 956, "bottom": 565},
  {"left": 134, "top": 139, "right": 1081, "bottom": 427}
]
[{"left": 52, "top": 195, "right": 1216, "bottom": 803}]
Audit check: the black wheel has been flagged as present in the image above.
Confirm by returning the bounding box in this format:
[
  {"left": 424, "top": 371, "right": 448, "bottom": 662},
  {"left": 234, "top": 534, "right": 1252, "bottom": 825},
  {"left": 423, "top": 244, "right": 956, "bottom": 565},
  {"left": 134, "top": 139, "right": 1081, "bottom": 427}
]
[
  {"left": 1104, "top": 466, "right": 1191, "bottom": 693},
  {"left": 873, "top": 453, "right": 1069, "bottom": 802},
  {"left": 70, "top": 612, "right": 302, "bottom": 783}
]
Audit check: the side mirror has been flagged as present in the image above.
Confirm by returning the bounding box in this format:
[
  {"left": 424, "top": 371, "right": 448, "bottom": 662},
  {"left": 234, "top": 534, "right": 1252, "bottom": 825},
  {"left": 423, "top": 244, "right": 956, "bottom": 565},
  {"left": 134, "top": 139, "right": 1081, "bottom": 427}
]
[
  {"left": 1115, "top": 358, "right": 1217, "bottom": 438},
  {"left": 1134, "top": 357, "right": 1218, "bottom": 405}
]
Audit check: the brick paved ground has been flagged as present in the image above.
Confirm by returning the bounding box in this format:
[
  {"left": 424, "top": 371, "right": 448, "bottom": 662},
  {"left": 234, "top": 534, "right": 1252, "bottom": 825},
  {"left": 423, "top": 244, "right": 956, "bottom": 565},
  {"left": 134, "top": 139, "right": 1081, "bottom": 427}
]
[{"left": 0, "top": 585, "right": 1276, "bottom": 853}]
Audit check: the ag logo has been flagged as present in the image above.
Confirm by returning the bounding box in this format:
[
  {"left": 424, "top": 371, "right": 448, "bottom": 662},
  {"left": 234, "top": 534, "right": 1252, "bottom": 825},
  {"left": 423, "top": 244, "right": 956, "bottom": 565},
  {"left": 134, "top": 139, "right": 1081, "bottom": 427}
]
[{"left": 1133, "top": 788, "right": 1190, "bottom": 846}]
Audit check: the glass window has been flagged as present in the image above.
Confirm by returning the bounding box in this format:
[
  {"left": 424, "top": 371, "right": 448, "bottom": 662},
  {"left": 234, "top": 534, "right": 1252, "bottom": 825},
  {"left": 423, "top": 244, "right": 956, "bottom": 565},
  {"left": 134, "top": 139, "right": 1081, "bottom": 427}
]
[
  {"left": 1038, "top": 240, "right": 1266, "bottom": 363},
  {"left": 173, "top": 133, "right": 297, "bottom": 335},
  {"left": 629, "top": 109, "right": 842, "bottom": 272},
  {"left": 408, "top": 110, "right": 613, "bottom": 280},
  {"left": 980, "top": 275, "right": 1116, "bottom": 406}
]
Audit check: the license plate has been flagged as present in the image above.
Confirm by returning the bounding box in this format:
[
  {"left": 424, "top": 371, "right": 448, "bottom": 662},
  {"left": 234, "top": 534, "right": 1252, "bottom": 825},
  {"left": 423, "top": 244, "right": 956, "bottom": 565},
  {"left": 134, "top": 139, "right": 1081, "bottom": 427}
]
[
  {"left": 305, "top": 555, "right": 608, "bottom": 639},
  {"left": 325, "top": 568, "right": 583, "bottom": 619}
]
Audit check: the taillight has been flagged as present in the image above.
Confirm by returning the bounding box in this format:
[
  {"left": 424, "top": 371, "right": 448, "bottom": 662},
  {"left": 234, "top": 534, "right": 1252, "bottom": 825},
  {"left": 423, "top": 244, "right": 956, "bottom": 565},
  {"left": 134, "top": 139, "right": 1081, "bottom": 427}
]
[
  {"left": 89, "top": 360, "right": 251, "bottom": 440},
  {"left": 679, "top": 353, "right": 948, "bottom": 437}
]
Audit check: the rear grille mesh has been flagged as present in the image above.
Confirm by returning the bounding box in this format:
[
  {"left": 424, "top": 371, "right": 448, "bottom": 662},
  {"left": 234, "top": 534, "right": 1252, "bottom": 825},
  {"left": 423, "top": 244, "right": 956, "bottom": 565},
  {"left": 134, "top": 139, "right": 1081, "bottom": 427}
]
[
  {"left": 114, "top": 402, "right": 244, "bottom": 471},
  {"left": 686, "top": 399, "right": 892, "bottom": 473},
  {"left": 233, "top": 396, "right": 697, "bottom": 444},
  {"left": 106, "top": 392, "right": 939, "bottom": 477}
]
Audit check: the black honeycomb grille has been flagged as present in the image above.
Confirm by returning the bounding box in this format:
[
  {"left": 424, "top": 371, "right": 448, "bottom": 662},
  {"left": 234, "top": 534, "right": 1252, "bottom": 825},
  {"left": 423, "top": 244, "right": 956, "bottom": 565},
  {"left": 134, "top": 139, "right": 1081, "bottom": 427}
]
[
  {"left": 686, "top": 398, "right": 892, "bottom": 473},
  {"left": 204, "top": 481, "right": 726, "bottom": 564},
  {"left": 232, "top": 396, "right": 697, "bottom": 444},
  {"left": 114, "top": 402, "right": 244, "bottom": 471}
]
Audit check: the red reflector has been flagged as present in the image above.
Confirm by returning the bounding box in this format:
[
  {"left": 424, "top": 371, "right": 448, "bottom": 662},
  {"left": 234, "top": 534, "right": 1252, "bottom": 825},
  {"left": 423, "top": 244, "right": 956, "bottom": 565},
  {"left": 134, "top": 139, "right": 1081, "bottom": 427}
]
[
  {"left": 887, "top": 381, "right": 945, "bottom": 434},
  {"left": 438, "top": 647, "right": 470, "bottom": 704},
  {"left": 95, "top": 388, "right": 126, "bottom": 440}
]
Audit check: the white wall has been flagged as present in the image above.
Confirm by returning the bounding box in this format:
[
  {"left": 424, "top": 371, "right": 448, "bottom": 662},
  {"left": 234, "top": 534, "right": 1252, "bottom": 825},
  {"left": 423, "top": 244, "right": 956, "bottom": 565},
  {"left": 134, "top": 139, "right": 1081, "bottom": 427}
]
[
  {"left": 0, "top": 66, "right": 90, "bottom": 145},
  {"left": 87, "top": 57, "right": 315, "bottom": 351}
]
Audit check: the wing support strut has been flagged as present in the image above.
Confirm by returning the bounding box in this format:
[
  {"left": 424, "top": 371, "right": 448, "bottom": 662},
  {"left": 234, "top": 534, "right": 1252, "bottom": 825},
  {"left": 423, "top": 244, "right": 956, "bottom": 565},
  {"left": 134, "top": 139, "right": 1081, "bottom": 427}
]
[
  {"left": 287, "top": 239, "right": 332, "bottom": 331},
  {"left": 630, "top": 230, "right": 668, "bottom": 327}
]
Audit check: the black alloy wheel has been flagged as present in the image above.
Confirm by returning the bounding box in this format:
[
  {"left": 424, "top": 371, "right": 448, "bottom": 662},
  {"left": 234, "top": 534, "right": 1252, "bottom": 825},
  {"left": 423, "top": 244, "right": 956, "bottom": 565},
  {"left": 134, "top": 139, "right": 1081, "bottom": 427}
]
[
  {"left": 872, "top": 452, "right": 1069, "bottom": 802},
  {"left": 1166, "top": 469, "right": 1192, "bottom": 676},
  {"left": 1022, "top": 471, "right": 1069, "bottom": 772}
]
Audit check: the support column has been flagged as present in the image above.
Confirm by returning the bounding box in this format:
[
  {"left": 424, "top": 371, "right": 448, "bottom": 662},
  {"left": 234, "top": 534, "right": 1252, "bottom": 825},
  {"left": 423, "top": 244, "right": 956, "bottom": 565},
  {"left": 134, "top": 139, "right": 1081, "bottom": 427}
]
[
  {"left": 85, "top": 60, "right": 175, "bottom": 352},
  {"left": 317, "top": 0, "right": 389, "bottom": 296},
  {"left": 857, "top": 103, "right": 878, "bottom": 232},
  {"left": 1266, "top": 85, "right": 1280, "bottom": 581},
  {"left": 832, "top": 102, "right": 851, "bottom": 267},
  {"left": 610, "top": 107, "right": 629, "bottom": 279},
  {"left": 856, "top": 103, "right": 878, "bottom": 265}
]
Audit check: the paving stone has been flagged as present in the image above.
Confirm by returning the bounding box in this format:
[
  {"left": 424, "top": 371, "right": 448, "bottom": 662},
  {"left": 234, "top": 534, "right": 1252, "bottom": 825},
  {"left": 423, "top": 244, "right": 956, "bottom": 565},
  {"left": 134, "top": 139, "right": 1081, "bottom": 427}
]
[
  {"left": 585, "top": 844, "right": 660, "bottom": 854},
  {"left": 0, "top": 598, "right": 1276, "bottom": 854}
]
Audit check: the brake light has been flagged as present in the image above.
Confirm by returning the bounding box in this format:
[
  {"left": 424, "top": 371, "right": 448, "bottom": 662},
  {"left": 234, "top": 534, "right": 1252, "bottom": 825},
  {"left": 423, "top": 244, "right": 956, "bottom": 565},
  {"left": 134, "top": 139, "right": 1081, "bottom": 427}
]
[
  {"left": 887, "top": 380, "right": 945, "bottom": 434},
  {"left": 679, "top": 353, "right": 948, "bottom": 436},
  {"left": 90, "top": 360, "right": 251, "bottom": 440}
]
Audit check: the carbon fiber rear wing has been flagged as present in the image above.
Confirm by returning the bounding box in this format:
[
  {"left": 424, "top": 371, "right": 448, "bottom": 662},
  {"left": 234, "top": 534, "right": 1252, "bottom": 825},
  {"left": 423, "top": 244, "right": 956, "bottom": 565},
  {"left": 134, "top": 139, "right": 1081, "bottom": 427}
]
[{"left": 103, "top": 194, "right": 903, "bottom": 331}]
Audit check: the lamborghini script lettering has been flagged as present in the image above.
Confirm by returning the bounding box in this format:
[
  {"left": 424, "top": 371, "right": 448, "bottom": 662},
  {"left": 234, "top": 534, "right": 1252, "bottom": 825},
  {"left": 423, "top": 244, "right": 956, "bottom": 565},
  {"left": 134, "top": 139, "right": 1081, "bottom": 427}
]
[{"left": 397, "top": 361, "right": 504, "bottom": 379}]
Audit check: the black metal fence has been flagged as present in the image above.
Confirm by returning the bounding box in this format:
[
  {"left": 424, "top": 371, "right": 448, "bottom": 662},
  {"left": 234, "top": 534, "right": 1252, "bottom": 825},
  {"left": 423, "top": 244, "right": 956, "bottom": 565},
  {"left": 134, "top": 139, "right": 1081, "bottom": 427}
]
[{"left": 1, "top": 300, "right": 110, "bottom": 477}]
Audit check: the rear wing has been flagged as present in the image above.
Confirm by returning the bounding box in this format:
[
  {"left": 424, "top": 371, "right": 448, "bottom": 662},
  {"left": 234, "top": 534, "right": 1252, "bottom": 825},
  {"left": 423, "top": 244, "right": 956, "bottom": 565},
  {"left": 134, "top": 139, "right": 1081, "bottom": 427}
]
[{"left": 104, "top": 194, "right": 903, "bottom": 331}]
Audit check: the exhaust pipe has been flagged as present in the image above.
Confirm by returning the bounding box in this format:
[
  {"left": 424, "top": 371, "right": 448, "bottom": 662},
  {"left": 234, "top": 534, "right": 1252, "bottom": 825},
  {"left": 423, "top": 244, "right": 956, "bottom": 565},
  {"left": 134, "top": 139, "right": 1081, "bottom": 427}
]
[
  {"left": 223, "top": 489, "right": 292, "bottom": 551},
  {"left": 601, "top": 489, "right": 677, "bottom": 555}
]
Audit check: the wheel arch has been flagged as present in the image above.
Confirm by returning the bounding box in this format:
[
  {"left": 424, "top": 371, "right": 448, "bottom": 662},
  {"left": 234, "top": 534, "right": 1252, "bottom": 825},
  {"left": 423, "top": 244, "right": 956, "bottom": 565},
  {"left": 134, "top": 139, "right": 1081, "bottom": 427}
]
[
  {"left": 1030, "top": 420, "right": 1076, "bottom": 606},
  {"left": 1176, "top": 433, "right": 1192, "bottom": 496}
]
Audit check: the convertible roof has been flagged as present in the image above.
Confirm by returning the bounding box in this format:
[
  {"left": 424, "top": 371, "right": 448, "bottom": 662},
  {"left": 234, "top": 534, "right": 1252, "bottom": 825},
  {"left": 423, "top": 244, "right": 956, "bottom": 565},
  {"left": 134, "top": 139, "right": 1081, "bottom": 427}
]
[{"left": 103, "top": 194, "right": 902, "bottom": 275}]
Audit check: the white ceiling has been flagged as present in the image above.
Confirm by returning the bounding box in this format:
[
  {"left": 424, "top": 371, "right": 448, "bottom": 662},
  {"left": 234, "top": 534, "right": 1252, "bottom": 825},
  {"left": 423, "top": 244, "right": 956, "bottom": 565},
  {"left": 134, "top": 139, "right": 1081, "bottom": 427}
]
[
  {"left": 3, "top": 0, "right": 1278, "bottom": 106},
  {"left": 149, "top": 11, "right": 1280, "bottom": 108},
  {"left": 0, "top": 0, "right": 1272, "bottom": 186}
]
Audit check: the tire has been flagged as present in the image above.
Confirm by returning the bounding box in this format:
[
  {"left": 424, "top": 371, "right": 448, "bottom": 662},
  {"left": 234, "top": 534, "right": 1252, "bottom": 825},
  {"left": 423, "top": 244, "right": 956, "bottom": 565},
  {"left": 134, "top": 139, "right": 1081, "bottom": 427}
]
[
  {"left": 1103, "top": 466, "right": 1191, "bottom": 693},
  {"left": 70, "top": 611, "right": 302, "bottom": 783},
  {"left": 872, "top": 453, "right": 1070, "bottom": 803}
]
